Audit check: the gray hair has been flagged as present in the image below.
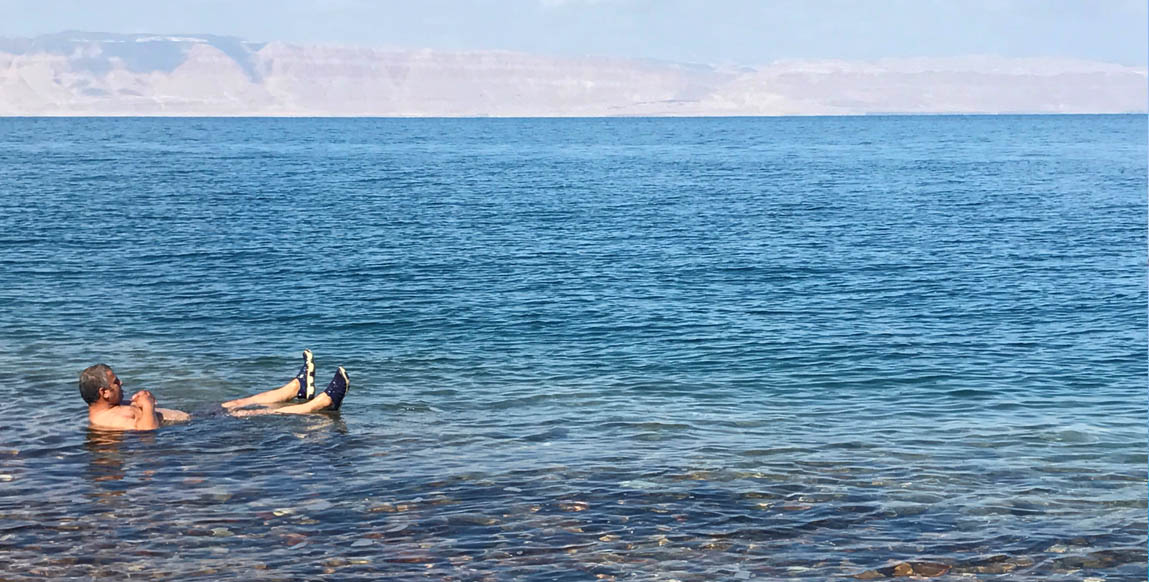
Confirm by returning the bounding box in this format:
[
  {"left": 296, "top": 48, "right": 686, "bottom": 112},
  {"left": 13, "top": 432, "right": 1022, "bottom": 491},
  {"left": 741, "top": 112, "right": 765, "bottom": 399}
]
[{"left": 79, "top": 364, "right": 113, "bottom": 404}]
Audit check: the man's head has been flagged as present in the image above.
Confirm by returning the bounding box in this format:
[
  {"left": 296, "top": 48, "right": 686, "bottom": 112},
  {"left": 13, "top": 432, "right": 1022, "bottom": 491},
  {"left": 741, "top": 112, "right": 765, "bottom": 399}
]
[{"left": 79, "top": 364, "right": 123, "bottom": 406}]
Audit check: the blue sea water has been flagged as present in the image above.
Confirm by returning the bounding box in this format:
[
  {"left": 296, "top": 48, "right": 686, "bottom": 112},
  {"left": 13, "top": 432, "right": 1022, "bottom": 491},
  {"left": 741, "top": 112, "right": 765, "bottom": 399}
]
[{"left": 0, "top": 115, "right": 1145, "bottom": 581}]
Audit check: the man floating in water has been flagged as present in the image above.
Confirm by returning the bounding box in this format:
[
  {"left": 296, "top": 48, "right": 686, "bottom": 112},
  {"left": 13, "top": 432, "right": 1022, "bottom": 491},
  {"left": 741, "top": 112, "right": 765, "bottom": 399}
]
[{"left": 79, "top": 350, "right": 349, "bottom": 431}]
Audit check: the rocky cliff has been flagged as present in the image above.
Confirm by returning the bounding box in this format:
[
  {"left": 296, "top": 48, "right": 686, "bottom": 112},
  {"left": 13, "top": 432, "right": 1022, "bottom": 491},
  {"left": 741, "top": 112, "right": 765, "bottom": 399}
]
[{"left": 1, "top": 32, "right": 1144, "bottom": 116}]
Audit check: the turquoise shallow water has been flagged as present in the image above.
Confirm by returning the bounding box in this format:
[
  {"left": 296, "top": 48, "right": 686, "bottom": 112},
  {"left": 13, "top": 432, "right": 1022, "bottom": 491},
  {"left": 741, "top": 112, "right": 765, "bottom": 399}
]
[{"left": 0, "top": 116, "right": 1145, "bottom": 580}]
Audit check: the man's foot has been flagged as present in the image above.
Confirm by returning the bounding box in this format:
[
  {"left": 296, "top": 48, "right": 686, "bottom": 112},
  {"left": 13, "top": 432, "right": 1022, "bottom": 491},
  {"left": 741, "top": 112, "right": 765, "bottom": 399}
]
[
  {"left": 294, "top": 349, "right": 316, "bottom": 400},
  {"left": 322, "top": 367, "right": 350, "bottom": 411}
]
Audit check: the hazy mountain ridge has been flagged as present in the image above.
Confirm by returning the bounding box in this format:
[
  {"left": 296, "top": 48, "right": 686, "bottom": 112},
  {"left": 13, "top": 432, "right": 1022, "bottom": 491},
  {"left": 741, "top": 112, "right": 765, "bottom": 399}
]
[{"left": 1, "top": 32, "right": 1144, "bottom": 116}]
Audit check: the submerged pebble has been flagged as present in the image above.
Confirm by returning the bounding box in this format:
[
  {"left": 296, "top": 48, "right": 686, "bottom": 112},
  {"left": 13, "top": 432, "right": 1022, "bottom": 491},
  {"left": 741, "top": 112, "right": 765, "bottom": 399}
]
[{"left": 854, "top": 561, "right": 951, "bottom": 578}]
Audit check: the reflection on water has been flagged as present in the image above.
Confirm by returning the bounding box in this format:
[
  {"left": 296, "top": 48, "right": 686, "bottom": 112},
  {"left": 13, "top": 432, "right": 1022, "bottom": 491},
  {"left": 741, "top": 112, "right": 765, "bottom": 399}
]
[{"left": 85, "top": 428, "right": 132, "bottom": 484}]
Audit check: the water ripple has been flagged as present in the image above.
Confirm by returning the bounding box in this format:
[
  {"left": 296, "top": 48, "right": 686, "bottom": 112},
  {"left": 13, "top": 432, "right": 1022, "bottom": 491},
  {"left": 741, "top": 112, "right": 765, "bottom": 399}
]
[{"left": 0, "top": 116, "right": 1144, "bottom": 580}]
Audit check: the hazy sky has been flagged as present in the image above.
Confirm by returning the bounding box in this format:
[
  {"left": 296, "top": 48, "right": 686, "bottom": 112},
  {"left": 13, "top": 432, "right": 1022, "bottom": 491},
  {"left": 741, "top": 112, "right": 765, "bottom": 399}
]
[{"left": 3, "top": 0, "right": 1146, "bottom": 66}]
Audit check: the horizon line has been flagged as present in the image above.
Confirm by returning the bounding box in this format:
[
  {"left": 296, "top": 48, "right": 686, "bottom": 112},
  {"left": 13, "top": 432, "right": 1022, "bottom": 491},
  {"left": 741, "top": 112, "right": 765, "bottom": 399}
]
[{"left": 2, "top": 112, "right": 1145, "bottom": 120}]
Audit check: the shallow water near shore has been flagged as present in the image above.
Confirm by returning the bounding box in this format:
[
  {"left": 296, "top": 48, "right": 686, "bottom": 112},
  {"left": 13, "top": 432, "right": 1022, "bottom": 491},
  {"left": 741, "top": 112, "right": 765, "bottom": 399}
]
[{"left": 0, "top": 116, "right": 1145, "bottom": 580}]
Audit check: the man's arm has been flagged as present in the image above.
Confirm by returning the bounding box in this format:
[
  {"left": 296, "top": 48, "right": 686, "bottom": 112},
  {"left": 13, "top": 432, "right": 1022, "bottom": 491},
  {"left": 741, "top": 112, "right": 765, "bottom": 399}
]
[
  {"left": 156, "top": 408, "right": 190, "bottom": 422},
  {"left": 130, "top": 391, "right": 162, "bottom": 431}
]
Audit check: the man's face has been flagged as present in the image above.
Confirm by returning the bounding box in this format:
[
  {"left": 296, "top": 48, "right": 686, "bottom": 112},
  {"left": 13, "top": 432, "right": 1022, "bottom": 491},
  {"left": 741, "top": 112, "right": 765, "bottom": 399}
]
[{"left": 101, "top": 370, "right": 124, "bottom": 404}]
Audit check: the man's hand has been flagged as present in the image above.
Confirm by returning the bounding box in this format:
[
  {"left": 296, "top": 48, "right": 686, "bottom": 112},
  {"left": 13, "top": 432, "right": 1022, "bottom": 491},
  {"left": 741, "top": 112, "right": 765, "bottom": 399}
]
[
  {"left": 131, "top": 390, "right": 157, "bottom": 409},
  {"left": 130, "top": 391, "right": 161, "bottom": 430}
]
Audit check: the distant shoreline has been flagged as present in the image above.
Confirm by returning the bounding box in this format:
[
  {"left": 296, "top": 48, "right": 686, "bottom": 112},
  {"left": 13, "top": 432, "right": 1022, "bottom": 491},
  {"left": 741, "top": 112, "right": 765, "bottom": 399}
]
[
  {"left": 0, "top": 112, "right": 1144, "bottom": 119},
  {"left": 3, "top": 32, "right": 1145, "bottom": 118}
]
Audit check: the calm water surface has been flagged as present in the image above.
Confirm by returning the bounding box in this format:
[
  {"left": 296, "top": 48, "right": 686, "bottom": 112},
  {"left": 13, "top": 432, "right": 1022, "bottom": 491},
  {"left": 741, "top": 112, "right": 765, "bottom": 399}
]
[{"left": 0, "top": 116, "right": 1145, "bottom": 580}]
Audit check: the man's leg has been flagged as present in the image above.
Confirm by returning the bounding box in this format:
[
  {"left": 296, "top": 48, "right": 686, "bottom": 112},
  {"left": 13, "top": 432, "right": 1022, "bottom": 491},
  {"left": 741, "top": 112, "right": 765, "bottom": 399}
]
[
  {"left": 225, "top": 367, "right": 349, "bottom": 417},
  {"left": 221, "top": 350, "right": 315, "bottom": 409},
  {"left": 220, "top": 378, "right": 301, "bottom": 409},
  {"left": 228, "top": 392, "right": 334, "bottom": 417}
]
